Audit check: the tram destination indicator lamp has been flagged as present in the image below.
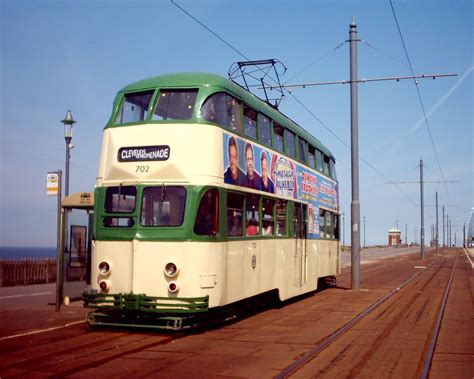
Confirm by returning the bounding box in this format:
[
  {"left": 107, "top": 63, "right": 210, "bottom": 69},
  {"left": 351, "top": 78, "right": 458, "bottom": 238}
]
[{"left": 61, "top": 110, "right": 77, "bottom": 197}]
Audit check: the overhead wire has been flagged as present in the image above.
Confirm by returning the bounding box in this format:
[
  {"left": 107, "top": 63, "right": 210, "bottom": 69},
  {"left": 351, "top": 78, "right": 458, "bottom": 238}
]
[
  {"left": 170, "top": 0, "right": 418, "bottom": 206},
  {"left": 389, "top": 0, "right": 450, "bottom": 199}
]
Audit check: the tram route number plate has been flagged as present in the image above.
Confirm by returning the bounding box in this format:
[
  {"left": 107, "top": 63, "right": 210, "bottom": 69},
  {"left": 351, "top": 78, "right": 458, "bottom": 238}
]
[{"left": 118, "top": 145, "right": 170, "bottom": 162}]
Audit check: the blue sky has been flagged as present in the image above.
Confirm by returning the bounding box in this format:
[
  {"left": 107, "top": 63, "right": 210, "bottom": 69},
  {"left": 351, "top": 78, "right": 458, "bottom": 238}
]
[{"left": 0, "top": 0, "right": 472, "bottom": 247}]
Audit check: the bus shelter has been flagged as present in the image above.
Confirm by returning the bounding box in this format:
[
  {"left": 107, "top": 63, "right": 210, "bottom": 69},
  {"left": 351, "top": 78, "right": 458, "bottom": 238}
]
[{"left": 59, "top": 192, "right": 94, "bottom": 306}]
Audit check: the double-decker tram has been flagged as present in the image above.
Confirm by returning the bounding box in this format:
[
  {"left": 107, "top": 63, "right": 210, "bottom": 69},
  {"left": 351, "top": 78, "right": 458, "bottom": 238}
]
[{"left": 83, "top": 73, "right": 340, "bottom": 329}]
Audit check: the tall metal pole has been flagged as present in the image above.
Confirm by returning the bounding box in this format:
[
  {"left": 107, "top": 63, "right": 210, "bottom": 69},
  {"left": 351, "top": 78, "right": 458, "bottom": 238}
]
[
  {"left": 65, "top": 141, "right": 71, "bottom": 197},
  {"left": 435, "top": 191, "right": 439, "bottom": 254},
  {"left": 420, "top": 159, "right": 425, "bottom": 259},
  {"left": 463, "top": 223, "right": 466, "bottom": 247},
  {"left": 442, "top": 206, "right": 445, "bottom": 247},
  {"left": 363, "top": 216, "right": 366, "bottom": 248},
  {"left": 55, "top": 170, "right": 63, "bottom": 312},
  {"left": 405, "top": 224, "right": 408, "bottom": 245},
  {"left": 449, "top": 218, "right": 452, "bottom": 247},
  {"left": 349, "top": 18, "right": 360, "bottom": 290},
  {"left": 342, "top": 212, "right": 345, "bottom": 249}
]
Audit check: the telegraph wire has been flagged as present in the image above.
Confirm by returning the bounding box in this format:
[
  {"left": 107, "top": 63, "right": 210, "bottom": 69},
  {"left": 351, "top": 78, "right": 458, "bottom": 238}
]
[
  {"left": 170, "top": 0, "right": 249, "bottom": 61},
  {"left": 284, "top": 41, "right": 347, "bottom": 84},
  {"left": 171, "top": 0, "right": 418, "bottom": 206},
  {"left": 360, "top": 40, "right": 418, "bottom": 73},
  {"left": 389, "top": 0, "right": 450, "bottom": 198}
]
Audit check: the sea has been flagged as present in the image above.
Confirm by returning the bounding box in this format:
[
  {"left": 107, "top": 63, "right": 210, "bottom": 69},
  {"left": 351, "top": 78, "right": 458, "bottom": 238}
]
[{"left": 0, "top": 246, "right": 57, "bottom": 260}]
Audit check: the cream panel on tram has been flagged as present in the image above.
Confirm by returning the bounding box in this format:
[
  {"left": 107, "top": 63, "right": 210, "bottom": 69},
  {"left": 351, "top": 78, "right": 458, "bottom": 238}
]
[{"left": 96, "top": 123, "right": 224, "bottom": 186}]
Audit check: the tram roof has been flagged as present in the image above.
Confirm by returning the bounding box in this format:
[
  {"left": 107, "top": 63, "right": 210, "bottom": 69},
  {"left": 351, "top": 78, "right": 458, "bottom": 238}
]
[{"left": 118, "top": 72, "right": 334, "bottom": 159}]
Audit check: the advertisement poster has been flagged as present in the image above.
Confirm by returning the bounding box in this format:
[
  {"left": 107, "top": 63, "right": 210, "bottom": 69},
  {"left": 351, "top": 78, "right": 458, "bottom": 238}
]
[{"left": 223, "top": 134, "right": 338, "bottom": 239}]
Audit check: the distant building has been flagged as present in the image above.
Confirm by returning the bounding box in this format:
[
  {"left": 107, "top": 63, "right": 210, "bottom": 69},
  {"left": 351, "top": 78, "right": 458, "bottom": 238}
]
[{"left": 388, "top": 228, "right": 401, "bottom": 247}]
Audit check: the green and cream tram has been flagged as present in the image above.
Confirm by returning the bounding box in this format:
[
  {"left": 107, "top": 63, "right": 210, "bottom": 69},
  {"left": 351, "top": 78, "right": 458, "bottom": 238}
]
[{"left": 84, "top": 73, "right": 340, "bottom": 329}]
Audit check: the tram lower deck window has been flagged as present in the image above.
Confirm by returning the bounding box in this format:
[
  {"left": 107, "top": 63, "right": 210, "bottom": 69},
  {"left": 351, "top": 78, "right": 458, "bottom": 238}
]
[
  {"left": 104, "top": 186, "right": 137, "bottom": 213},
  {"left": 140, "top": 186, "right": 186, "bottom": 227}
]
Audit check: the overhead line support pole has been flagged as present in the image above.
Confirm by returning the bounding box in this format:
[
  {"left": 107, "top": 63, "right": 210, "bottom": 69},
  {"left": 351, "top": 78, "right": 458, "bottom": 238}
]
[
  {"left": 420, "top": 159, "right": 425, "bottom": 260},
  {"left": 435, "top": 191, "right": 439, "bottom": 254},
  {"left": 349, "top": 18, "right": 361, "bottom": 290}
]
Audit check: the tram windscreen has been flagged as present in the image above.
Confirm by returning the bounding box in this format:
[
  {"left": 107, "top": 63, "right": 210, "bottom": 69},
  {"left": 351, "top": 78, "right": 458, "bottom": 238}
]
[
  {"left": 140, "top": 186, "right": 186, "bottom": 227},
  {"left": 152, "top": 89, "right": 198, "bottom": 120},
  {"left": 115, "top": 90, "right": 154, "bottom": 124},
  {"left": 104, "top": 186, "right": 137, "bottom": 213}
]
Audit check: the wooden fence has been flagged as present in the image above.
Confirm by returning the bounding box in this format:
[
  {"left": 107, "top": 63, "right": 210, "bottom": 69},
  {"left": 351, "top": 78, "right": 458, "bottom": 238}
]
[{"left": 0, "top": 259, "right": 85, "bottom": 287}]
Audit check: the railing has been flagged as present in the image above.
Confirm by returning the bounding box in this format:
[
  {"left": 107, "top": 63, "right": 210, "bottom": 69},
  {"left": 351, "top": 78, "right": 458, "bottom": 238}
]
[{"left": 0, "top": 259, "right": 85, "bottom": 287}]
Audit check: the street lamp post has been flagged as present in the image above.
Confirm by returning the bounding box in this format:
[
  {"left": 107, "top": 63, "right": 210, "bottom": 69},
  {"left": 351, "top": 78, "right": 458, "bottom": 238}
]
[{"left": 61, "top": 110, "right": 77, "bottom": 197}]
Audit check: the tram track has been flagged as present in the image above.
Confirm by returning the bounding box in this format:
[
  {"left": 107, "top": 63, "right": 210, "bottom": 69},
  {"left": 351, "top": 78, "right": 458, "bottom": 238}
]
[{"left": 275, "top": 252, "right": 460, "bottom": 378}]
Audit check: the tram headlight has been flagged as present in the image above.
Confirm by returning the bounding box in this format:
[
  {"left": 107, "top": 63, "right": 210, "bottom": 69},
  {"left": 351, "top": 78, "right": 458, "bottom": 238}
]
[
  {"left": 168, "top": 281, "right": 180, "bottom": 293},
  {"left": 164, "top": 262, "right": 179, "bottom": 277},
  {"left": 98, "top": 261, "right": 111, "bottom": 276}
]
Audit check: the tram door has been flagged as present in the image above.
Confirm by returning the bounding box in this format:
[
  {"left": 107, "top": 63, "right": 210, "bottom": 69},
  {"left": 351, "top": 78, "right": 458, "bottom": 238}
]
[{"left": 293, "top": 203, "right": 307, "bottom": 287}]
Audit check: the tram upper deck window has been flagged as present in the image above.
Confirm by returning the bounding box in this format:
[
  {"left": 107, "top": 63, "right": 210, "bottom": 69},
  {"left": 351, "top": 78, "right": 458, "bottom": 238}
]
[
  {"left": 140, "top": 186, "right": 186, "bottom": 227},
  {"left": 323, "top": 155, "right": 330, "bottom": 176},
  {"left": 152, "top": 89, "right": 198, "bottom": 120},
  {"left": 329, "top": 158, "right": 337, "bottom": 180},
  {"left": 243, "top": 105, "right": 258, "bottom": 139},
  {"left": 116, "top": 90, "right": 154, "bottom": 124},
  {"left": 104, "top": 186, "right": 137, "bottom": 213},
  {"left": 284, "top": 129, "right": 295, "bottom": 158},
  {"left": 273, "top": 123, "right": 284, "bottom": 152},
  {"left": 315, "top": 149, "right": 323, "bottom": 172},
  {"left": 201, "top": 92, "right": 242, "bottom": 132},
  {"left": 298, "top": 137, "right": 307, "bottom": 164},
  {"left": 259, "top": 114, "right": 271, "bottom": 147},
  {"left": 308, "top": 145, "right": 316, "bottom": 169}
]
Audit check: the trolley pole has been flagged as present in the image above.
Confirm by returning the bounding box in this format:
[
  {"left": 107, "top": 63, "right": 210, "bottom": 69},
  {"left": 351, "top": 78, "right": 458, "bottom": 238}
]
[
  {"left": 420, "top": 159, "right": 425, "bottom": 260},
  {"left": 349, "top": 18, "right": 361, "bottom": 290}
]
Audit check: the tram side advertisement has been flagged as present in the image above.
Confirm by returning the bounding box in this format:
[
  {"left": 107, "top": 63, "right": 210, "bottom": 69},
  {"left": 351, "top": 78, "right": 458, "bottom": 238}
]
[{"left": 222, "top": 133, "right": 338, "bottom": 239}]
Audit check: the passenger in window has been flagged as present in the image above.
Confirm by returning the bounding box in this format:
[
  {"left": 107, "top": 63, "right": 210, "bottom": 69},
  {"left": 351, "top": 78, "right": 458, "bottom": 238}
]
[
  {"left": 262, "top": 220, "right": 273, "bottom": 236},
  {"left": 260, "top": 152, "right": 275, "bottom": 193},
  {"left": 228, "top": 213, "right": 242, "bottom": 236},
  {"left": 224, "top": 137, "right": 245, "bottom": 185},
  {"left": 246, "top": 217, "right": 258, "bottom": 236},
  {"left": 243, "top": 143, "right": 262, "bottom": 190}
]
